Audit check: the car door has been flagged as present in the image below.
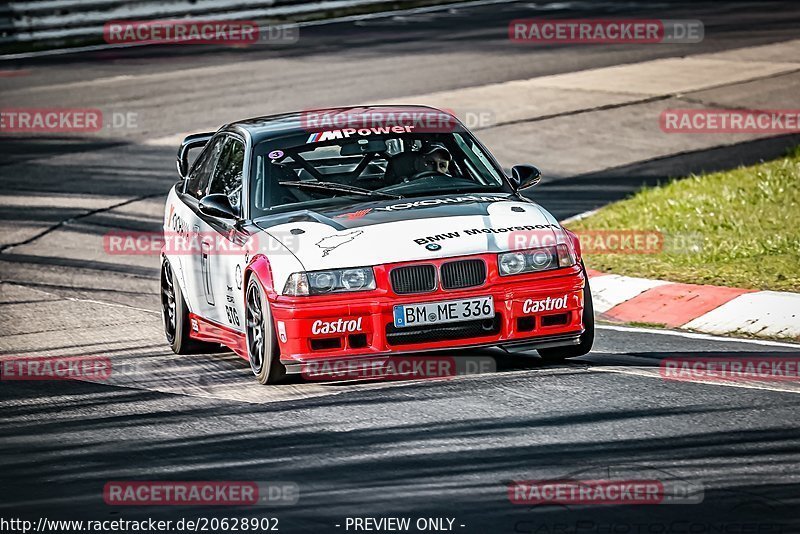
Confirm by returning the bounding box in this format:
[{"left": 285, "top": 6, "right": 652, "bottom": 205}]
[
  {"left": 202, "top": 134, "right": 248, "bottom": 332},
  {"left": 177, "top": 135, "right": 226, "bottom": 321}
]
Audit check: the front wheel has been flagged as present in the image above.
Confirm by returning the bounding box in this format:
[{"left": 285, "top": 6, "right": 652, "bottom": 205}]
[
  {"left": 245, "top": 276, "right": 286, "bottom": 385},
  {"left": 537, "top": 270, "right": 595, "bottom": 362}
]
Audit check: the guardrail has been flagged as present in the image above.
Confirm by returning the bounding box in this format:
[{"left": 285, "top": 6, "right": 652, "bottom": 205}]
[{"left": 0, "top": 0, "right": 404, "bottom": 45}]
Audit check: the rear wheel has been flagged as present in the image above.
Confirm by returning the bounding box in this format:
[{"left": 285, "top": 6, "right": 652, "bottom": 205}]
[
  {"left": 537, "top": 269, "right": 595, "bottom": 362},
  {"left": 245, "top": 276, "right": 286, "bottom": 385},
  {"left": 161, "top": 258, "right": 214, "bottom": 354}
]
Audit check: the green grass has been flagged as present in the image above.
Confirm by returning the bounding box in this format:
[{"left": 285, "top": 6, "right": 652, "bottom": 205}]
[{"left": 568, "top": 147, "right": 800, "bottom": 292}]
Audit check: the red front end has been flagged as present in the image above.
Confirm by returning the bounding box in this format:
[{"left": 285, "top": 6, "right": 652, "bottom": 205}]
[{"left": 270, "top": 253, "right": 586, "bottom": 366}]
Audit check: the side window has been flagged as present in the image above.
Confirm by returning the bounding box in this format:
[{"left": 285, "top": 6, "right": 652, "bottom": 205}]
[
  {"left": 208, "top": 137, "right": 245, "bottom": 213},
  {"left": 454, "top": 133, "right": 502, "bottom": 186},
  {"left": 185, "top": 137, "right": 225, "bottom": 200}
]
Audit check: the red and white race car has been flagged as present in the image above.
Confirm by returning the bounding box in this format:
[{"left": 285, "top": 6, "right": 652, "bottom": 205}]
[{"left": 161, "top": 106, "right": 593, "bottom": 384}]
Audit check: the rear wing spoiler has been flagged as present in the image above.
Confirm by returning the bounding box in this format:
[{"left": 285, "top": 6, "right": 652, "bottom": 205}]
[{"left": 177, "top": 132, "right": 214, "bottom": 179}]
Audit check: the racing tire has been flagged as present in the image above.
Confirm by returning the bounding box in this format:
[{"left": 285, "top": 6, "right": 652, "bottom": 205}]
[
  {"left": 161, "top": 258, "right": 214, "bottom": 354},
  {"left": 536, "top": 267, "right": 595, "bottom": 362},
  {"left": 245, "top": 276, "right": 286, "bottom": 385}
]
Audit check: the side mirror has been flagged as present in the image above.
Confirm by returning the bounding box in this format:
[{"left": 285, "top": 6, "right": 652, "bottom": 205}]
[
  {"left": 510, "top": 164, "right": 542, "bottom": 191},
  {"left": 177, "top": 132, "right": 214, "bottom": 179},
  {"left": 199, "top": 194, "right": 237, "bottom": 220}
]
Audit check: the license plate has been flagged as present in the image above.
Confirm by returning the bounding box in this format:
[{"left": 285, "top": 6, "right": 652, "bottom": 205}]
[{"left": 393, "top": 296, "right": 494, "bottom": 328}]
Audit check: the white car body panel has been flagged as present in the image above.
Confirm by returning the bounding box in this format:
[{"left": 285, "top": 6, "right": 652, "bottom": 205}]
[
  {"left": 166, "top": 187, "right": 570, "bottom": 335},
  {"left": 260, "top": 198, "right": 563, "bottom": 275}
]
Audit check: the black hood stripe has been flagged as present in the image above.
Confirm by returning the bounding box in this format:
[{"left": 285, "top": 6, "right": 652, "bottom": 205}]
[{"left": 255, "top": 193, "right": 524, "bottom": 230}]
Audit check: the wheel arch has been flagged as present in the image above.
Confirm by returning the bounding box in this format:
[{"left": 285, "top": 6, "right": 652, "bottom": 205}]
[
  {"left": 243, "top": 254, "right": 288, "bottom": 383},
  {"left": 161, "top": 253, "right": 192, "bottom": 311},
  {"left": 244, "top": 254, "right": 278, "bottom": 300}
]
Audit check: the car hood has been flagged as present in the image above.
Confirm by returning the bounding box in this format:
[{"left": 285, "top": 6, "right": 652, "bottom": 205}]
[{"left": 253, "top": 193, "right": 565, "bottom": 271}]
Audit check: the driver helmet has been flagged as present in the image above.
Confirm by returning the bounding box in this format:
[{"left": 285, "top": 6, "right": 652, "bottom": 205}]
[{"left": 415, "top": 142, "right": 452, "bottom": 174}]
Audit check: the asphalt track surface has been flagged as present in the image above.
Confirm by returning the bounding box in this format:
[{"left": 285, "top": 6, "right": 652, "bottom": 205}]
[{"left": 1, "top": 1, "right": 800, "bottom": 532}]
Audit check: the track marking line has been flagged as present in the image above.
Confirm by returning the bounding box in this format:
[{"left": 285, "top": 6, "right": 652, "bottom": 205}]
[
  {"left": 559, "top": 209, "right": 599, "bottom": 226},
  {"left": 596, "top": 324, "right": 800, "bottom": 348},
  {"left": 0, "top": 193, "right": 163, "bottom": 254},
  {"left": 592, "top": 366, "right": 800, "bottom": 395},
  {"left": 64, "top": 296, "right": 159, "bottom": 315}
]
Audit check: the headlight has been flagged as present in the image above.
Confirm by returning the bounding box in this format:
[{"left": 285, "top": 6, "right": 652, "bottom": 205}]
[
  {"left": 498, "top": 244, "right": 575, "bottom": 276},
  {"left": 498, "top": 252, "right": 526, "bottom": 275},
  {"left": 283, "top": 267, "right": 376, "bottom": 296}
]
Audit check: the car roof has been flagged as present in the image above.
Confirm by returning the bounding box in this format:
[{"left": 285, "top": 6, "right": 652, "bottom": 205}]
[{"left": 222, "top": 105, "right": 458, "bottom": 144}]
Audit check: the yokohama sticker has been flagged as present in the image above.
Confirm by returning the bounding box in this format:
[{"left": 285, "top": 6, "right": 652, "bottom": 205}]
[{"left": 378, "top": 195, "right": 506, "bottom": 212}]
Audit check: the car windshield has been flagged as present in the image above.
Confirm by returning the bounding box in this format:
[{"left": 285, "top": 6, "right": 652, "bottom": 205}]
[{"left": 250, "top": 130, "right": 507, "bottom": 216}]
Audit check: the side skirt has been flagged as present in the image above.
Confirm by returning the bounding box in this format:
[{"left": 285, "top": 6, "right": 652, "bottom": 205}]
[{"left": 188, "top": 313, "right": 248, "bottom": 359}]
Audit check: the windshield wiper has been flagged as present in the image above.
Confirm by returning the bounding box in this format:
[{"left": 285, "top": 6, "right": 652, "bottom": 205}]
[
  {"left": 278, "top": 181, "right": 402, "bottom": 199},
  {"left": 378, "top": 181, "right": 503, "bottom": 196}
]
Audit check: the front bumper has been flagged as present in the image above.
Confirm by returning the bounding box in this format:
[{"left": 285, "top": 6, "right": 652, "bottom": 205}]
[{"left": 271, "top": 260, "right": 586, "bottom": 365}]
